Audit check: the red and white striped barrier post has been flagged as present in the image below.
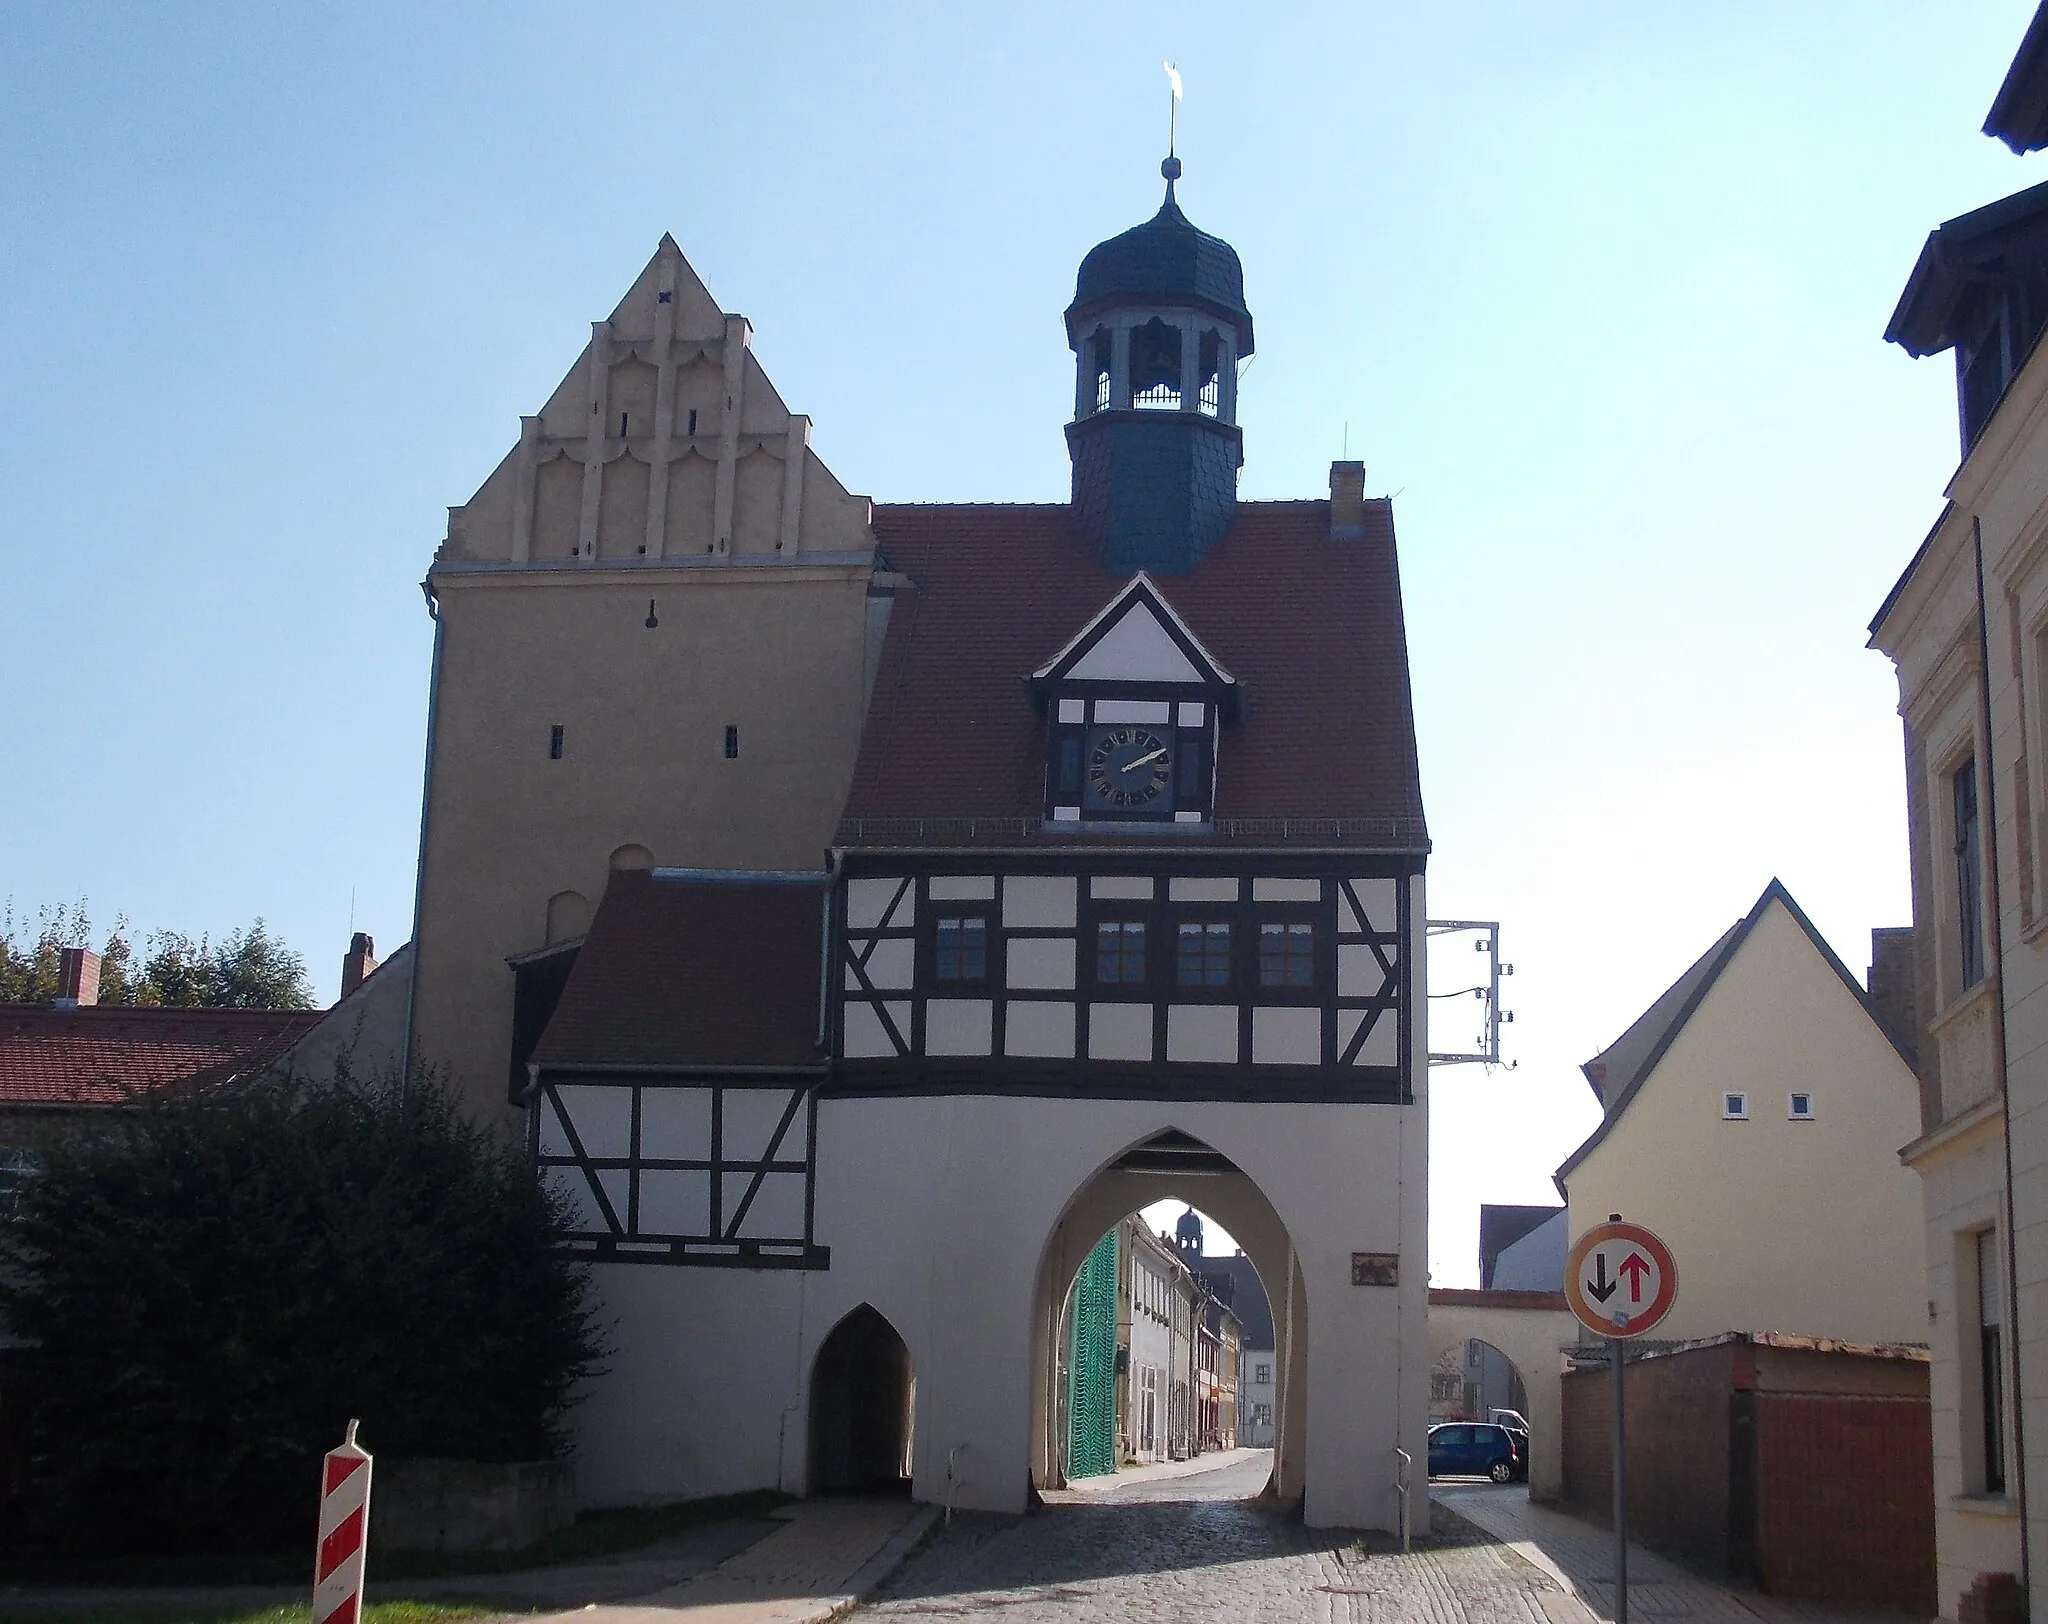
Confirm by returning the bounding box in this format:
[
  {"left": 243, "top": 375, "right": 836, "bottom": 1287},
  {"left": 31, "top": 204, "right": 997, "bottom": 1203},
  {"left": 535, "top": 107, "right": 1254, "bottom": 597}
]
[{"left": 314, "top": 1420, "right": 373, "bottom": 1624}]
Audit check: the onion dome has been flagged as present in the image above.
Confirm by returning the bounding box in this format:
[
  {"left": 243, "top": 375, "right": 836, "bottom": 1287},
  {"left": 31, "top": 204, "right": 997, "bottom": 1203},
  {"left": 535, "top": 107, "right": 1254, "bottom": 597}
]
[{"left": 1066, "top": 160, "right": 1254, "bottom": 355}]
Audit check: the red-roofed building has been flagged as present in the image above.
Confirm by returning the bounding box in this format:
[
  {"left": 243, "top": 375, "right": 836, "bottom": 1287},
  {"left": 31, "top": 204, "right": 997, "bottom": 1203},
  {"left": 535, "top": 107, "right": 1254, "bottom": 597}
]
[
  {"left": 420, "top": 155, "right": 1430, "bottom": 1532},
  {"left": 0, "top": 937, "right": 411, "bottom": 1211}
]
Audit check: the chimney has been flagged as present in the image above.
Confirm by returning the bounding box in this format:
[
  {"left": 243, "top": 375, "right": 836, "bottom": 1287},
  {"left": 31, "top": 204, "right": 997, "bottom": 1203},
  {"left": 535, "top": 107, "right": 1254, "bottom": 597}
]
[
  {"left": 340, "top": 933, "right": 378, "bottom": 999},
  {"left": 1868, "top": 926, "right": 1918, "bottom": 1065},
  {"left": 55, "top": 947, "right": 101, "bottom": 1009},
  {"left": 1330, "top": 460, "right": 1367, "bottom": 539}
]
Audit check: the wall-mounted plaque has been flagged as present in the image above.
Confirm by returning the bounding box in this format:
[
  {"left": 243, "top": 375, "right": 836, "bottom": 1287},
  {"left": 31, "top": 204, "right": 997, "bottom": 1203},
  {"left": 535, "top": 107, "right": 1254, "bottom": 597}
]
[{"left": 1351, "top": 1252, "right": 1399, "bottom": 1287}]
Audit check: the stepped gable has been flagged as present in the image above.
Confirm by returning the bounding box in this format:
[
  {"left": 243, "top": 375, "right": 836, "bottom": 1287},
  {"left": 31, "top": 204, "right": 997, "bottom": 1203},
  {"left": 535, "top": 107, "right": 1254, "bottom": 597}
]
[{"left": 840, "top": 500, "right": 1427, "bottom": 850}]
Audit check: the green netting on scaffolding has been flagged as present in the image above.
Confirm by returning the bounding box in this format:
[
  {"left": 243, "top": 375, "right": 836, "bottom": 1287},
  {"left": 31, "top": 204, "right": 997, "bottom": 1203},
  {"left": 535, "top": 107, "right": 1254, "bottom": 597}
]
[{"left": 1067, "top": 1227, "right": 1119, "bottom": 1479}]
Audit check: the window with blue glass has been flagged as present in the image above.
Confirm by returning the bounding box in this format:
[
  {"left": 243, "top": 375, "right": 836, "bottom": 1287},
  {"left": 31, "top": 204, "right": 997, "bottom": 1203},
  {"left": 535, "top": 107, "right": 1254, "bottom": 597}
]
[
  {"left": 1095, "top": 920, "right": 1147, "bottom": 985},
  {"left": 1258, "top": 921, "right": 1314, "bottom": 988},
  {"left": 1176, "top": 921, "right": 1231, "bottom": 988},
  {"left": 934, "top": 916, "right": 988, "bottom": 983}
]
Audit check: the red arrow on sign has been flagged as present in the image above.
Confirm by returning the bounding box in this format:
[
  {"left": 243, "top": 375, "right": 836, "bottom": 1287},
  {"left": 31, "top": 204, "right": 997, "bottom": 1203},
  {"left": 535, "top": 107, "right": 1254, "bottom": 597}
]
[{"left": 1617, "top": 1252, "right": 1652, "bottom": 1304}]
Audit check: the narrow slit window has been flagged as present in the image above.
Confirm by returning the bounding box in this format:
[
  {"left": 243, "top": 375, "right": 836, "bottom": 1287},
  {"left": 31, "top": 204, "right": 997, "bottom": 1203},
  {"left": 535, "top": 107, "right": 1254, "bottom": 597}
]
[
  {"left": 1176, "top": 921, "right": 1231, "bottom": 987},
  {"left": 1956, "top": 759, "right": 1985, "bottom": 988},
  {"left": 1095, "top": 920, "right": 1147, "bottom": 984},
  {"left": 935, "top": 916, "right": 987, "bottom": 983},
  {"left": 549, "top": 724, "right": 564, "bottom": 760},
  {"left": 619, "top": 411, "right": 629, "bottom": 436},
  {"left": 723, "top": 725, "right": 739, "bottom": 759},
  {"left": 687, "top": 408, "right": 699, "bottom": 435},
  {"left": 1981, "top": 1229, "right": 2007, "bottom": 1493},
  {"left": 1258, "top": 921, "right": 1314, "bottom": 987}
]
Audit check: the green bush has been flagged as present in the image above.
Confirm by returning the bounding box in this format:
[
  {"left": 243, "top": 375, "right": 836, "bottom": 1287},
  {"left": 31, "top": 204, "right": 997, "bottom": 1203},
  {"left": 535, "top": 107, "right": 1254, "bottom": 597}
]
[{"left": 0, "top": 1064, "right": 605, "bottom": 1556}]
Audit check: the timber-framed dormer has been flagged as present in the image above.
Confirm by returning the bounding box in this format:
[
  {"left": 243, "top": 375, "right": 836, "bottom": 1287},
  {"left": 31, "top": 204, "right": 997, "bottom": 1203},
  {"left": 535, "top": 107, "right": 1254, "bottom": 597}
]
[{"left": 1031, "top": 573, "right": 1236, "bottom": 829}]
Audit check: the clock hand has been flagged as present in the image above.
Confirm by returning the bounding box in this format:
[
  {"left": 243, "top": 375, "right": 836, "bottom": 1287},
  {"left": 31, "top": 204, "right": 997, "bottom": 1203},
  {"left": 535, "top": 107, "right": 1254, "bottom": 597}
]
[{"left": 1120, "top": 747, "right": 1169, "bottom": 773}]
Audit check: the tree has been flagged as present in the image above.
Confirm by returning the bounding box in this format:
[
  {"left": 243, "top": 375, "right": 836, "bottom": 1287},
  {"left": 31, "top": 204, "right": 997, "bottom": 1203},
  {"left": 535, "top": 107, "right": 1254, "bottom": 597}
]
[
  {"left": 0, "top": 1061, "right": 605, "bottom": 1556},
  {"left": 0, "top": 902, "right": 311, "bottom": 1009}
]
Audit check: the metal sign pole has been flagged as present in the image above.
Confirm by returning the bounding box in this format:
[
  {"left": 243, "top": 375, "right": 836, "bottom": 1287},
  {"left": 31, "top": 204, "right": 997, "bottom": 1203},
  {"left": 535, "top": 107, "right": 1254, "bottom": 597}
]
[{"left": 1612, "top": 1337, "right": 1628, "bottom": 1624}]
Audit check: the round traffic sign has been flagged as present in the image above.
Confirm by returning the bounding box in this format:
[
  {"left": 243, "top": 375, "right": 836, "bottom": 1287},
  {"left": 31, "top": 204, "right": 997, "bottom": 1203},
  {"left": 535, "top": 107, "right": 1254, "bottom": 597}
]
[{"left": 1564, "top": 1219, "right": 1677, "bottom": 1338}]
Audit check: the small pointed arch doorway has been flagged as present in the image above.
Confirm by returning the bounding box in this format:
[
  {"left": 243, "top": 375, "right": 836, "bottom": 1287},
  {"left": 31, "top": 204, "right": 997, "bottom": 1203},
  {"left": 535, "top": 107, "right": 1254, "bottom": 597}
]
[
  {"left": 1031, "top": 1128, "right": 1307, "bottom": 1502},
  {"left": 809, "top": 1304, "right": 915, "bottom": 1496}
]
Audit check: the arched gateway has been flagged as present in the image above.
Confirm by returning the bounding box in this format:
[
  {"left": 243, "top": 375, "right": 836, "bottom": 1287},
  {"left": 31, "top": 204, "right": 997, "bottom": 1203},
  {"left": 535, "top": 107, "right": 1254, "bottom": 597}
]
[
  {"left": 1031, "top": 1132, "right": 1306, "bottom": 1501},
  {"left": 502, "top": 160, "right": 1431, "bottom": 1532},
  {"left": 810, "top": 1305, "right": 914, "bottom": 1495}
]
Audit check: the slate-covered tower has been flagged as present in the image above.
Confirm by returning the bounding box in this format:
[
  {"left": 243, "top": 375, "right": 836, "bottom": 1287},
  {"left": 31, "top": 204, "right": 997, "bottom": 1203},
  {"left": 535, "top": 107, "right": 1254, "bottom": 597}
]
[{"left": 1065, "top": 157, "right": 1254, "bottom": 575}]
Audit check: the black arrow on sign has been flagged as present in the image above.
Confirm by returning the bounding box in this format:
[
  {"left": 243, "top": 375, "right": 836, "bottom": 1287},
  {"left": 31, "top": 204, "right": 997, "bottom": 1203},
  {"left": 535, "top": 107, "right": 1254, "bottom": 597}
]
[{"left": 1587, "top": 1251, "right": 1618, "bottom": 1303}]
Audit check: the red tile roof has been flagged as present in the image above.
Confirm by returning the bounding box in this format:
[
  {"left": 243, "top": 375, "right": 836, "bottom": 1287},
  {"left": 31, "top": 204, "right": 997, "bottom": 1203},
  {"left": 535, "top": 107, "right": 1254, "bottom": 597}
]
[
  {"left": 842, "top": 501, "right": 1428, "bottom": 850},
  {"left": 531, "top": 869, "right": 829, "bottom": 1074},
  {"left": 0, "top": 1004, "right": 323, "bottom": 1107}
]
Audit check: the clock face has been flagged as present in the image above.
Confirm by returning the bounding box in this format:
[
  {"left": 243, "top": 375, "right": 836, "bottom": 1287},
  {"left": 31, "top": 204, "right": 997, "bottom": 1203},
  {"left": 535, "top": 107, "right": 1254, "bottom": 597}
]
[{"left": 1086, "top": 725, "right": 1173, "bottom": 813}]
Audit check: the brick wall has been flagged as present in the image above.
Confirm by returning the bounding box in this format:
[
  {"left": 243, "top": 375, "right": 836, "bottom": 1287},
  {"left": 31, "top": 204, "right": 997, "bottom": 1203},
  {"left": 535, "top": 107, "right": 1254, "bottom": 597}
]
[
  {"left": 1560, "top": 1340, "right": 1739, "bottom": 1575},
  {"left": 1753, "top": 1391, "right": 1934, "bottom": 1613},
  {"left": 1560, "top": 1335, "right": 1933, "bottom": 1613}
]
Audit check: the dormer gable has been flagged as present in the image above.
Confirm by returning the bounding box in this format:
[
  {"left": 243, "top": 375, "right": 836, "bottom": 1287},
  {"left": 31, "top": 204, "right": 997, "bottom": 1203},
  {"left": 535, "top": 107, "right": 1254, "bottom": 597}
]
[
  {"left": 1034, "top": 575, "right": 1234, "bottom": 828},
  {"left": 1032, "top": 573, "right": 1235, "bottom": 693}
]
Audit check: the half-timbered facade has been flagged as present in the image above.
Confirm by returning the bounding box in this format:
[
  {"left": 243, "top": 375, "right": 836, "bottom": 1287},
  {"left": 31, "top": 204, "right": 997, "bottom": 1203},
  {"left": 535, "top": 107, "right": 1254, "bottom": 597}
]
[{"left": 501, "top": 158, "right": 1430, "bottom": 1532}]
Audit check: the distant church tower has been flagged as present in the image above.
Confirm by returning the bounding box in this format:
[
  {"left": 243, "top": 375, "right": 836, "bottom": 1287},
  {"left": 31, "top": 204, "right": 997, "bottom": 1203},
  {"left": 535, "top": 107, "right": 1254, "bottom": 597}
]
[{"left": 1064, "top": 156, "right": 1254, "bottom": 575}]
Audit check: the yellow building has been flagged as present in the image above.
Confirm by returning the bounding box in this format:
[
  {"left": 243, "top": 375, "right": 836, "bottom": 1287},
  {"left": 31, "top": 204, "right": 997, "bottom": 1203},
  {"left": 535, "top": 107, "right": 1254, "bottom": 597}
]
[{"left": 1555, "top": 880, "right": 1925, "bottom": 1347}]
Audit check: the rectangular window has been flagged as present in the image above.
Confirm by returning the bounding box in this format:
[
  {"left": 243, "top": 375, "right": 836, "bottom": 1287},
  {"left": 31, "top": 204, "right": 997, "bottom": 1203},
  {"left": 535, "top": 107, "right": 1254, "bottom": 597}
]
[
  {"left": 1788, "top": 1092, "right": 1814, "bottom": 1120},
  {"left": 1258, "top": 921, "right": 1315, "bottom": 987},
  {"left": 934, "top": 916, "right": 987, "bottom": 983},
  {"left": 724, "top": 725, "right": 740, "bottom": 760},
  {"left": 1981, "top": 1229, "right": 2007, "bottom": 1494},
  {"left": 549, "top": 724, "right": 564, "bottom": 760},
  {"left": 1176, "top": 737, "right": 1209, "bottom": 814},
  {"left": 1095, "top": 920, "right": 1147, "bottom": 984},
  {"left": 1255, "top": 1362, "right": 1271, "bottom": 1385},
  {"left": 1956, "top": 759, "right": 1985, "bottom": 988},
  {"left": 1176, "top": 921, "right": 1231, "bottom": 987},
  {"left": 1723, "top": 1092, "right": 1748, "bottom": 1120}
]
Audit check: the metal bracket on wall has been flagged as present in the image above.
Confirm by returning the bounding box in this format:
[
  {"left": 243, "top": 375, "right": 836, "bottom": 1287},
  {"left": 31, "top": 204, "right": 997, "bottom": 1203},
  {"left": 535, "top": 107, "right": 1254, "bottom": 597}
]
[{"left": 1426, "top": 918, "right": 1514, "bottom": 1067}]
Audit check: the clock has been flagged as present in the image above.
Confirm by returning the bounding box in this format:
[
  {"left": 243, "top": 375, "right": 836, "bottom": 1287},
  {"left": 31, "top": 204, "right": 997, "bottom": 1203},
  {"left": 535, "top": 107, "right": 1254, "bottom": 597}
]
[{"left": 1085, "top": 725, "right": 1173, "bottom": 813}]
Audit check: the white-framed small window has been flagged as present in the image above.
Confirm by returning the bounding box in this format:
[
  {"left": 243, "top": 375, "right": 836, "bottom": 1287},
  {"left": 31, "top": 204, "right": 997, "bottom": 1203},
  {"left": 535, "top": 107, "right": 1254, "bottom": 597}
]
[
  {"left": 1723, "top": 1092, "right": 1749, "bottom": 1120},
  {"left": 1788, "top": 1092, "right": 1815, "bottom": 1121}
]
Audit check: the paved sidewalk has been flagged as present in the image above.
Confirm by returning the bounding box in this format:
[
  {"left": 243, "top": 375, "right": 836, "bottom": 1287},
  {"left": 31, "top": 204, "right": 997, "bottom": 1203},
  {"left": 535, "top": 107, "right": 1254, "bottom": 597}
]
[
  {"left": 1437, "top": 1485, "right": 1931, "bottom": 1624},
  {"left": 528, "top": 1498, "right": 936, "bottom": 1624},
  {"left": 1048, "top": 1445, "right": 1271, "bottom": 1498}
]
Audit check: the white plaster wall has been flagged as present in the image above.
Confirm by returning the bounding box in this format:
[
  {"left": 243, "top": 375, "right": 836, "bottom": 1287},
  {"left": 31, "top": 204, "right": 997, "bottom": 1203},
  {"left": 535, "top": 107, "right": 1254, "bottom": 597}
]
[
  {"left": 565, "top": 1089, "right": 1427, "bottom": 1529},
  {"left": 566, "top": 872, "right": 1427, "bottom": 1530}
]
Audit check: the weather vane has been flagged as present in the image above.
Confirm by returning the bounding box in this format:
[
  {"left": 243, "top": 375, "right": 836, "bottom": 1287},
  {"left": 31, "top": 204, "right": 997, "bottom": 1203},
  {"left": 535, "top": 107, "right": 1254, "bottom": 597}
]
[{"left": 1163, "top": 61, "right": 1184, "bottom": 184}]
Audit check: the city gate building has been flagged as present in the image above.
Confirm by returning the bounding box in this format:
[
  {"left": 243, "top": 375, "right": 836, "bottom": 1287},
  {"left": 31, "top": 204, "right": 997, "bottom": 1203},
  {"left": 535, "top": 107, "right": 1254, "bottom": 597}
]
[{"left": 407, "top": 158, "right": 1431, "bottom": 1530}]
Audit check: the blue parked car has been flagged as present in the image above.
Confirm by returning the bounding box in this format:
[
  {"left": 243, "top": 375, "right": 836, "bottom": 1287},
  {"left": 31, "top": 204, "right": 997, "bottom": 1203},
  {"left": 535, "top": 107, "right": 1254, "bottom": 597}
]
[{"left": 1426, "top": 1421, "right": 1523, "bottom": 1483}]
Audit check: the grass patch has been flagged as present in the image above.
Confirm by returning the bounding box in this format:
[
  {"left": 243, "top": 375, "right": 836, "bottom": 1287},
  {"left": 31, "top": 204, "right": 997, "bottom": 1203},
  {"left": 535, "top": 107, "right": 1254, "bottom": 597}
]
[
  {"left": 0, "top": 1605, "right": 500, "bottom": 1624},
  {"left": 0, "top": 1489, "right": 792, "bottom": 1592}
]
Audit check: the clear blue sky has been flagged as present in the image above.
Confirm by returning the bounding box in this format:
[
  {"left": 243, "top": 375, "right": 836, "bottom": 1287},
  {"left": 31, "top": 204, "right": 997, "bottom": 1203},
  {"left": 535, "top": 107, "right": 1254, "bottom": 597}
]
[{"left": 4, "top": 3, "right": 2040, "bottom": 1284}]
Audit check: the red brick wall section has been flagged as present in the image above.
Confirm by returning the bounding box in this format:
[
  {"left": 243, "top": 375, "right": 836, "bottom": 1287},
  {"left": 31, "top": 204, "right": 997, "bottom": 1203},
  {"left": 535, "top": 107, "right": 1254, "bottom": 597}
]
[
  {"left": 1559, "top": 1343, "right": 1738, "bottom": 1576},
  {"left": 1752, "top": 1392, "right": 1934, "bottom": 1615}
]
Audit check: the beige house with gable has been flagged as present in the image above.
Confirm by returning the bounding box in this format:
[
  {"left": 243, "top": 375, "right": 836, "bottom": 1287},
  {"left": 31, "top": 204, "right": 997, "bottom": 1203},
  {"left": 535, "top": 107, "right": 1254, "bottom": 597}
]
[{"left": 1555, "top": 880, "right": 1925, "bottom": 1347}]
